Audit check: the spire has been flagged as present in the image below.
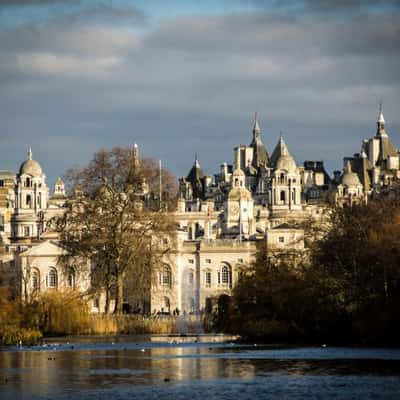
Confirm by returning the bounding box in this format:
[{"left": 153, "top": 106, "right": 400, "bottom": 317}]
[
  {"left": 194, "top": 152, "right": 200, "bottom": 168},
  {"left": 378, "top": 102, "right": 385, "bottom": 125},
  {"left": 250, "top": 113, "right": 270, "bottom": 168},
  {"left": 28, "top": 147, "right": 32, "bottom": 160},
  {"left": 278, "top": 133, "right": 289, "bottom": 156},
  {"left": 253, "top": 112, "right": 260, "bottom": 136},
  {"left": 269, "top": 133, "right": 292, "bottom": 168},
  {"left": 376, "top": 103, "right": 388, "bottom": 138}
]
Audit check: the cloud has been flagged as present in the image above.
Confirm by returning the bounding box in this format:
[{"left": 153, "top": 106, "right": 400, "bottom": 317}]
[
  {"left": 0, "top": 5, "right": 399, "bottom": 184},
  {"left": 0, "top": 0, "right": 75, "bottom": 6}
]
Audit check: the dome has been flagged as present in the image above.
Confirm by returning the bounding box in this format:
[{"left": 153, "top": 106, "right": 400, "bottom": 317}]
[
  {"left": 341, "top": 161, "right": 361, "bottom": 187},
  {"left": 276, "top": 154, "right": 296, "bottom": 172},
  {"left": 19, "top": 148, "right": 42, "bottom": 177},
  {"left": 342, "top": 171, "right": 361, "bottom": 187}
]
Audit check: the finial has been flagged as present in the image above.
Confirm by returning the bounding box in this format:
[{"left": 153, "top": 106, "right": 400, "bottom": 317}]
[
  {"left": 194, "top": 152, "right": 200, "bottom": 167},
  {"left": 28, "top": 147, "right": 32, "bottom": 160},
  {"left": 345, "top": 160, "right": 352, "bottom": 173},
  {"left": 378, "top": 101, "right": 385, "bottom": 124},
  {"left": 134, "top": 142, "right": 138, "bottom": 149},
  {"left": 253, "top": 112, "right": 260, "bottom": 134}
]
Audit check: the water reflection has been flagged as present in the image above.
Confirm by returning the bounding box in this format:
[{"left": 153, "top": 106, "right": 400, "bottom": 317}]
[{"left": 1, "top": 336, "right": 400, "bottom": 400}]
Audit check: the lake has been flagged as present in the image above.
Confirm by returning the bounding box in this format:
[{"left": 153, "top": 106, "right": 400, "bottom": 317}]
[{"left": 1, "top": 335, "right": 400, "bottom": 399}]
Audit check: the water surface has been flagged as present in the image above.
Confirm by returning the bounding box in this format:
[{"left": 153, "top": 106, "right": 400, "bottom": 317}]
[{"left": 1, "top": 335, "right": 399, "bottom": 399}]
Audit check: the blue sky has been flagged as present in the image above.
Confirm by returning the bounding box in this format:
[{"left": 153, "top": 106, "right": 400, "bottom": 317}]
[{"left": 0, "top": 0, "right": 399, "bottom": 186}]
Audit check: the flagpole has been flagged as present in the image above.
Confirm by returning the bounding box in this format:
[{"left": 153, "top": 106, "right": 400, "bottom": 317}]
[
  {"left": 239, "top": 198, "right": 242, "bottom": 243},
  {"left": 159, "top": 160, "right": 162, "bottom": 211}
]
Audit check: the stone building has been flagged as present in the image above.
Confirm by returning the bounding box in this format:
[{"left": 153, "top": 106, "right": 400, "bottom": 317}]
[
  {"left": 1, "top": 108, "right": 398, "bottom": 314},
  {"left": 335, "top": 107, "right": 400, "bottom": 205}
]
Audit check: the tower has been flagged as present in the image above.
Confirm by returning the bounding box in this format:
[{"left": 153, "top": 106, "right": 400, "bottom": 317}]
[{"left": 270, "top": 135, "right": 302, "bottom": 216}]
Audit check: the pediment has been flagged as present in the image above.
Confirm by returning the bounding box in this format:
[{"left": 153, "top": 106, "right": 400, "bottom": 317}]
[{"left": 20, "top": 240, "right": 67, "bottom": 257}]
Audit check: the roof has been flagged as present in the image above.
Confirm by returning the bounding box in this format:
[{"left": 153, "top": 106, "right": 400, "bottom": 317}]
[
  {"left": 270, "top": 135, "right": 293, "bottom": 168},
  {"left": 19, "top": 148, "right": 42, "bottom": 177},
  {"left": 249, "top": 115, "right": 269, "bottom": 168},
  {"left": 19, "top": 240, "right": 68, "bottom": 257},
  {"left": 0, "top": 170, "right": 15, "bottom": 179},
  {"left": 185, "top": 157, "right": 205, "bottom": 199},
  {"left": 303, "top": 161, "right": 332, "bottom": 185},
  {"left": 186, "top": 157, "right": 204, "bottom": 183},
  {"left": 341, "top": 161, "right": 362, "bottom": 187},
  {"left": 352, "top": 157, "right": 371, "bottom": 191}
]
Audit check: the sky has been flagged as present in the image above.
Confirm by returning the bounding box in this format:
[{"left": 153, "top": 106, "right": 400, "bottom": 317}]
[{"left": 1, "top": 0, "right": 399, "bottom": 186}]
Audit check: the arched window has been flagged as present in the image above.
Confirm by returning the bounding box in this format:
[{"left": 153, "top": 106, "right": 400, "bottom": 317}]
[
  {"left": 160, "top": 265, "right": 172, "bottom": 287},
  {"left": 47, "top": 268, "right": 58, "bottom": 289},
  {"left": 31, "top": 269, "right": 40, "bottom": 292},
  {"left": 218, "top": 264, "right": 232, "bottom": 288},
  {"left": 26, "top": 194, "right": 32, "bottom": 208},
  {"left": 67, "top": 268, "right": 75, "bottom": 289},
  {"left": 280, "top": 190, "right": 286, "bottom": 202}
]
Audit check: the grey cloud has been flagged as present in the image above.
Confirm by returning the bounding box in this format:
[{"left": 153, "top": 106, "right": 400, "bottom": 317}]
[
  {"left": 0, "top": 9, "right": 399, "bottom": 185},
  {"left": 0, "top": 0, "right": 79, "bottom": 7},
  {"left": 241, "top": 0, "right": 400, "bottom": 14},
  {"left": 46, "top": 2, "right": 147, "bottom": 27}
]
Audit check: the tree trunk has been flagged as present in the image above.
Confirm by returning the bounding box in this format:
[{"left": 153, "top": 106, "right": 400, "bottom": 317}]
[
  {"left": 104, "top": 286, "right": 110, "bottom": 314},
  {"left": 114, "top": 272, "right": 124, "bottom": 314}
]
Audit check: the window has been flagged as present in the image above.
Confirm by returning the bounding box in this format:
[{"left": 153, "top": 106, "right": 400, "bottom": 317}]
[
  {"left": 238, "top": 258, "right": 244, "bottom": 263},
  {"left": 205, "top": 258, "right": 211, "bottom": 264},
  {"left": 279, "top": 236, "right": 285, "bottom": 243},
  {"left": 188, "top": 270, "right": 194, "bottom": 285},
  {"left": 67, "top": 268, "right": 75, "bottom": 289},
  {"left": 205, "top": 270, "right": 212, "bottom": 288},
  {"left": 188, "top": 259, "right": 194, "bottom": 264},
  {"left": 280, "top": 191, "right": 286, "bottom": 202},
  {"left": 47, "top": 268, "right": 58, "bottom": 288},
  {"left": 25, "top": 177, "right": 31, "bottom": 187},
  {"left": 24, "top": 226, "right": 30, "bottom": 237},
  {"left": 0, "top": 180, "right": 4, "bottom": 187},
  {"left": 189, "top": 298, "right": 195, "bottom": 313},
  {"left": 160, "top": 265, "right": 172, "bottom": 287},
  {"left": 26, "top": 194, "right": 32, "bottom": 208},
  {"left": 31, "top": 269, "right": 40, "bottom": 292},
  {"left": 162, "top": 297, "right": 170, "bottom": 313},
  {"left": 218, "top": 264, "right": 232, "bottom": 288}
]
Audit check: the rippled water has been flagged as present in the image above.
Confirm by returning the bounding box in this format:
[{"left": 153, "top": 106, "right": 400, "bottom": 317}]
[{"left": 1, "top": 335, "right": 400, "bottom": 399}]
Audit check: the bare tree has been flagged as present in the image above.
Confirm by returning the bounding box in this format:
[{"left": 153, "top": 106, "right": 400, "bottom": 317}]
[{"left": 57, "top": 145, "right": 177, "bottom": 314}]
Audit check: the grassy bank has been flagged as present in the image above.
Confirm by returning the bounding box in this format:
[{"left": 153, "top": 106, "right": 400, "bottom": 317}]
[
  {"left": 0, "top": 289, "right": 206, "bottom": 344},
  {"left": 87, "top": 314, "right": 203, "bottom": 335}
]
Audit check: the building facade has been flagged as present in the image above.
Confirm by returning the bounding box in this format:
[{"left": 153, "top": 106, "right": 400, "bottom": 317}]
[{"left": 1, "top": 108, "right": 399, "bottom": 314}]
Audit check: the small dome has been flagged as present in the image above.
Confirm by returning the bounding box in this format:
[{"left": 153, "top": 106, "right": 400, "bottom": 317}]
[
  {"left": 276, "top": 154, "right": 296, "bottom": 172},
  {"left": 341, "top": 161, "right": 361, "bottom": 187},
  {"left": 342, "top": 172, "right": 361, "bottom": 187},
  {"left": 19, "top": 148, "right": 42, "bottom": 177}
]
